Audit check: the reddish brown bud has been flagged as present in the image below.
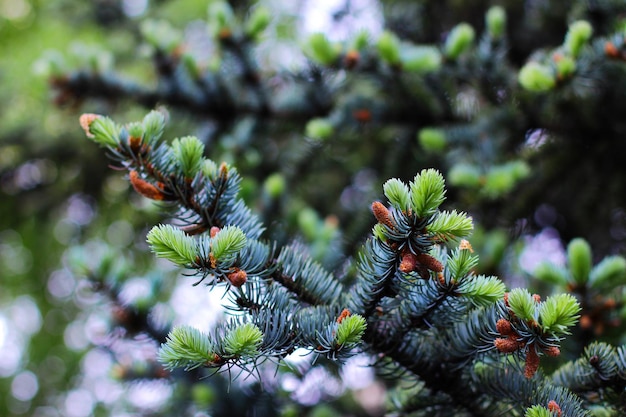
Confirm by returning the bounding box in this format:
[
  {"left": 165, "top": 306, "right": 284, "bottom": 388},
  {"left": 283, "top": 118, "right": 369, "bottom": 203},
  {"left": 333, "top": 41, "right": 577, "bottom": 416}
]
[
  {"left": 129, "top": 135, "right": 142, "bottom": 153},
  {"left": 129, "top": 170, "right": 166, "bottom": 200},
  {"left": 605, "top": 41, "right": 620, "bottom": 58},
  {"left": 353, "top": 108, "right": 372, "bottom": 123},
  {"left": 79, "top": 113, "right": 100, "bottom": 138},
  {"left": 344, "top": 50, "right": 360, "bottom": 69},
  {"left": 337, "top": 308, "right": 351, "bottom": 324},
  {"left": 459, "top": 239, "right": 474, "bottom": 252},
  {"left": 532, "top": 294, "right": 541, "bottom": 303},
  {"left": 547, "top": 400, "right": 562, "bottom": 417},
  {"left": 579, "top": 314, "right": 592, "bottom": 329},
  {"left": 372, "top": 201, "right": 394, "bottom": 229},
  {"left": 227, "top": 268, "right": 247, "bottom": 287},
  {"left": 496, "top": 318, "right": 513, "bottom": 336},
  {"left": 524, "top": 345, "right": 540, "bottom": 379},
  {"left": 504, "top": 292, "right": 509, "bottom": 307},
  {"left": 399, "top": 252, "right": 419, "bottom": 273},
  {"left": 544, "top": 345, "right": 561, "bottom": 357},
  {"left": 210, "top": 227, "right": 221, "bottom": 238},
  {"left": 494, "top": 337, "right": 520, "bottom": 353},
  {"left": 415, "top": 253, "right": 444, "bottom": 273}
]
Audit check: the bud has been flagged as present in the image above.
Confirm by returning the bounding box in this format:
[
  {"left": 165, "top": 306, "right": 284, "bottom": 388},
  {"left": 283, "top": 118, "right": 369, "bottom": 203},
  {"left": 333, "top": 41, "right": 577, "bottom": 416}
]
[
  {"left": 305, "top": 118, "right": 334, "bottom": 140},
  {"left": 565, "top": 20, "right": 593, "bottom": 58},
  {"left": 83, "top": 115, "right": 121, "bottom": 147},
  {"left": 377, "top": 31, "right": 401, "bottom": 65},
  {"left": 518, "top": 62, "right": 556, "bottom": 92},
  {"left": 486, "top": 6, "right": 506, "bottom": 39},
  {"left": 448, "top": 163, "right": 482, "bottom": 188},
  {"left": 307, "top": 33, "right": 340, "bottom": 65},
  {"left": 371, "top": 201, "right": 394, "bottom": 229},
  {"left": 79, "top": 113, "right": 100, "bottom": 138},
  {"left": 401, "top": 46, "right": 442, "bottom": 73},
  {"left": 444, "top": 23, "right": 475, "bottom": 59},
  {"left": 524, "top": 345, "right": 540, "bottom": 378},
  {"left": 223, "top": 323, "right": 263, "bottom": 357},
  {"left": 568, "top": 238, "right": 592, "bottom": 286},
  {"left": 263, "top": 173, "right": 286, "bottom": 198},
  {"left": 554, "top": 54, "right": 576, "bottom": 79},
  {"left": 244, "top": 7, "right": 271, "bottom": 40},
  {"left": 335, "top": 314, "right": 366, "bottom": 346},
  {"left": 208, "top": 2, "right": 235, "bottom": 39},
  {"left": 227, "top": 268, "right": 247, "bottom": 287},
  {"left": 417, "top": 127, "right": 446, "bottom": 152}
]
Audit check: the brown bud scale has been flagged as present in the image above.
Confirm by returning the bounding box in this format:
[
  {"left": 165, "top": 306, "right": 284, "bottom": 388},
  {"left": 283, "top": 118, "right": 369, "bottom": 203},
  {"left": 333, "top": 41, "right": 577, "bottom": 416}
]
[
  {"left": 129, "top": 170, "right": 166, "bottom": 200},
  {"left": 337, "top": 308, "right": 351, "bottom": 324}
]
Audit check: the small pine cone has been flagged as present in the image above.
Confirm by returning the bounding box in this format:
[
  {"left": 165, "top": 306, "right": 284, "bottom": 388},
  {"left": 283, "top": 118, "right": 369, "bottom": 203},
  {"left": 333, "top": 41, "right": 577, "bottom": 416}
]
[
  {"left": 344, "top": 50, "right": 360, "bottom": 69},
  {"left": 227, "top": 269, "right": 247, "bottom": 287},
  {"left": 547, "top": 400, "right": 562, "bottom": 417},
  {"left": 337, "top": 308, "right": 351, "bottom": 324},
  {"left": 79, "top": 113, "right": 100, "bottom": 138},
  {"left": 524, "top": 345, "right": 540, "bottom": 379},
  {"left": 494, "top": 337, "right": 519, "bottom": 353},
  {"left": 544, "top": 345, "right": 561, "bottom": 357},
  {"left": 372, "top": 201, "right": 394, "bottom": 229},
  {"left": 399, "top": 252, "right": 418, "bottom": 273},
  {"left": 129, "top": 170, "right": 166, "bottom": 201},
  {"left": 605, "top": 41, "right": 620, "bottom": 58},
  {"left": 415, "top": 253, "right": 443, "bottom": 273},
  {"left": 496, "top": 318, "right": 513, "bottom": 336}
]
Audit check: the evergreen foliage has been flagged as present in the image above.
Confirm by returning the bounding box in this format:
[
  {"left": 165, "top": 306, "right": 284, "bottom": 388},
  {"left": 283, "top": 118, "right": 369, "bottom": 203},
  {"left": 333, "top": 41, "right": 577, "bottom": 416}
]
[
  {"left": 80, "top": 111, "right": 588, "bottom": 415},
  {"left": 6, "top": 1, "right": 626, "bottom": 416}
]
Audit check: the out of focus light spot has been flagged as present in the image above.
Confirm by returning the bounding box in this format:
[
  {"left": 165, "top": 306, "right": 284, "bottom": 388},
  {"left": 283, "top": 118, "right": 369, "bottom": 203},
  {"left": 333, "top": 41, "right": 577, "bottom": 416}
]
[
  {"left": 66, "top": 194, "right": 96, "bottom": 226},
  {"left": 301, "top": 0, "right": 382, "bottom": 41},
  {"left": 122, "top": 0, "right": 148, "bottom": 17},
  {"left": 64, "top": 320, "right": 89, "bottom": 351},
  {"left": 0, "top": 0, "right": 31, "bottom": 20},
  {"left": 0, "top": 313, "right": 24, "bottom": 377},
  {"left": 170, "top": 281, "right": 224, "bottom": 329},
  {"left": 48, "top": 269, "right": 76, "bottom": 300},
  {"left": 519, "top": 228, "right": 566, "bottom": 274},
  {"left": 525, "top": 128, "right": 549, "bottom": 149},
  {"left": 119, "top": 277, "right": 152, "bottom": 305},
  {"left": 10, "top": 296, "right": 42, "bottom": 336},
  {"left": 127, "top": 380, "right": 172, "bottom": 410},
  {"left": 64, "top": 389, "right": 95, "bottom": 417},
  {"left": 0, "top": 315, "right": 6, "bottom": 348},
  {"left": 340, "top": 354, "right": 374, "bottom": 389},
  {"left": 106, "top": 220, "right": 134, "bottom": 247},
  {"left": 11, "top": 370, "right": 39, "bottom": 401}
]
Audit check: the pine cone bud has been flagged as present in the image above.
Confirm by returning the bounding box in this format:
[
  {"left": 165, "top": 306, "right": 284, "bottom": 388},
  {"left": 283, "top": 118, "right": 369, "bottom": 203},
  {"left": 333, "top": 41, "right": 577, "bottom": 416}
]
[
  {"left": 337, "top": 308, "right": 351, "bottom": 324},
  {"left": 524, "top": 345, "right": 540, "bottom": 379},
  {"left": 496, "top": 318, "right": 513, "bottom": 336},
  {"left": 79, "top": 113, "right": 100, "bottom": 138},
  {"left": 416, "top": 253, "right": 444, "bottom": 273},
  {"left": 372, "top": 201, "right": 394, "bottom": 229},
  {"left": 494, "top": 337, "right": 519, "bottom": 353},
  {"left": 547, "top": 400, "right": 562, "bottom": 417},
  {"left": 227, "top": 269, "right": 247, "bottom": 287},
  {"left": 129, "top": 170, "right": 166, "bottom": 201},
  {"left": 544, "top": 346, "right": 561, "bottom": 357}
]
